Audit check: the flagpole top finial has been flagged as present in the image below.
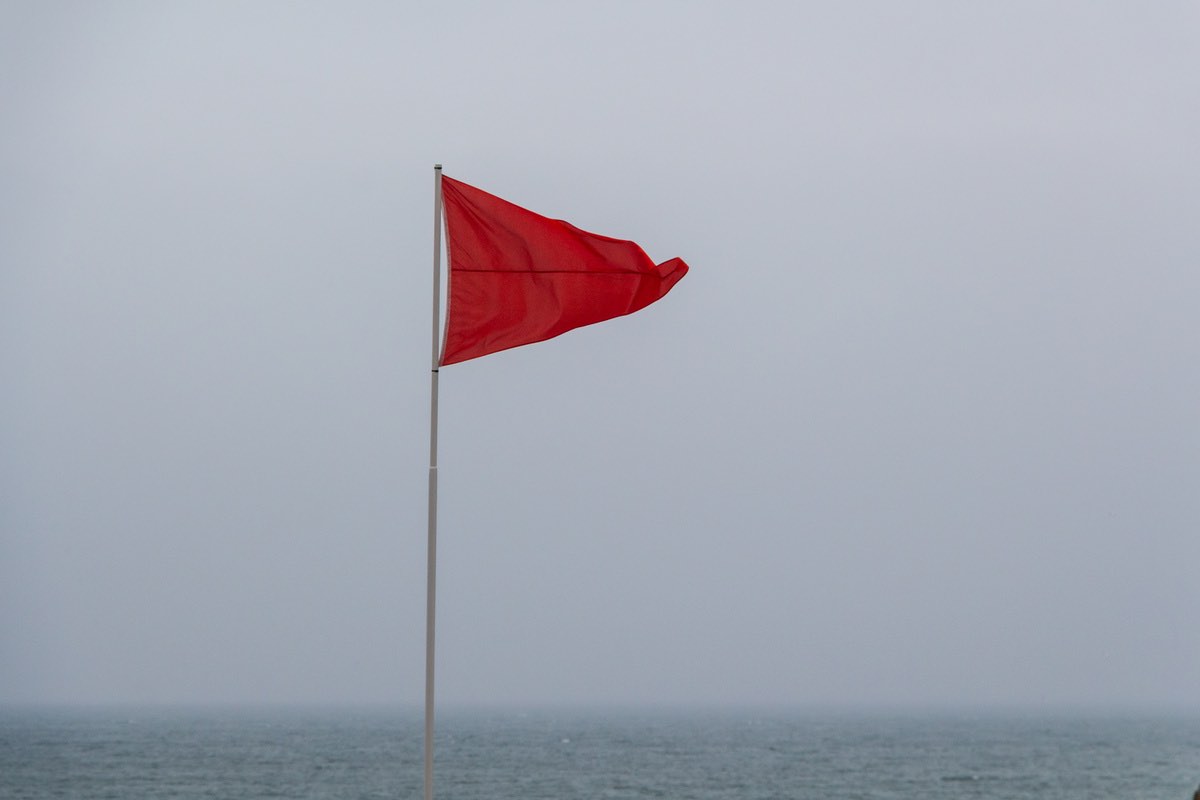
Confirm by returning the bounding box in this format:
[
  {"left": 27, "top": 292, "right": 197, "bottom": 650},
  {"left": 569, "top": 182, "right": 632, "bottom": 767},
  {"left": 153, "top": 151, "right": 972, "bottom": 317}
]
[{"left": 434, "top": 163, "right": 443, "bottom": 170}]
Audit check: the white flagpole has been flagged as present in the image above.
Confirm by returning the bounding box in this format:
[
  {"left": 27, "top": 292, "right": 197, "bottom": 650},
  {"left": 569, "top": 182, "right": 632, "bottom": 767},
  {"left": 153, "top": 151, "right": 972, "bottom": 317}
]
[{"left": 424, "top": 163, "right": 443, "bottom": 800}]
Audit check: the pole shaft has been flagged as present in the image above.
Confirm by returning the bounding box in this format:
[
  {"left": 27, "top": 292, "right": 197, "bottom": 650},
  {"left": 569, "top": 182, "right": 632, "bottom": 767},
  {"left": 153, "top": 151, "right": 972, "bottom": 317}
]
[{"left": 424, "top": 164, "right": 443, "bottom": 800}]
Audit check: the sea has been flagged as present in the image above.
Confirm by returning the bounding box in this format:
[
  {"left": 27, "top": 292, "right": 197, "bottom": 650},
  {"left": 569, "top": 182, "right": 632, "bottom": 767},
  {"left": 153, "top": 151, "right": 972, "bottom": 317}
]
[{"left": 1, "top": 707, "right": 1197, "bottom": 799}]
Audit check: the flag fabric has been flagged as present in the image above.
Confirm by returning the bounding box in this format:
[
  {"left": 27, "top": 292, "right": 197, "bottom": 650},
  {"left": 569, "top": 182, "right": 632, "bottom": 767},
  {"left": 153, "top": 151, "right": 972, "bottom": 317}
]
[{"left": 439, "top": 176, "right": 689, "bottom": 365}]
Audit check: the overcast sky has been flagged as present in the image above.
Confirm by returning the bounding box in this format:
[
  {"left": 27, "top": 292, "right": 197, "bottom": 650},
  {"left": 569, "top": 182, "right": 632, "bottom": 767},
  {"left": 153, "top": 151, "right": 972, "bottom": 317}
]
[{"left": 2, "top": 1, "right": 1197, "bottom": 710}]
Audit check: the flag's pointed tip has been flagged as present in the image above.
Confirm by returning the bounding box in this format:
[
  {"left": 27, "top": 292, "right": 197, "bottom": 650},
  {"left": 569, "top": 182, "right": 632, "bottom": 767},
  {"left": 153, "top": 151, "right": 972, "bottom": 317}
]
[{"left": 657, "top": 257, "right": 690, "bottom": 284}]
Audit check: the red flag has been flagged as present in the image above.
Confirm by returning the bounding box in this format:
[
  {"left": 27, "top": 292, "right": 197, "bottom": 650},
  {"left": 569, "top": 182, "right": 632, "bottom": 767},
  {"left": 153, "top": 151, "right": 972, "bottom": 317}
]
[{"left": 439, "top": 176, "right": 688, "bottom": 365}]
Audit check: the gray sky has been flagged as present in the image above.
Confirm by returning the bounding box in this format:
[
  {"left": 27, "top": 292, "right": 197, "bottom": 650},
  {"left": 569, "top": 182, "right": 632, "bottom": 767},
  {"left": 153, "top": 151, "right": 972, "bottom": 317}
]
[{"left": 2, "top": 1, "right": 1197, "bottom": 710}]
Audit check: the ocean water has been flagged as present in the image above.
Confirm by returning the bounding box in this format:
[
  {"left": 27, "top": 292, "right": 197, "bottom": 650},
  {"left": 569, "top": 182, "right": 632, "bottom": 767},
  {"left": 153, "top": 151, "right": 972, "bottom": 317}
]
[{"left": 1, "top": 707, "right": 1197, "bottom": 799}]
